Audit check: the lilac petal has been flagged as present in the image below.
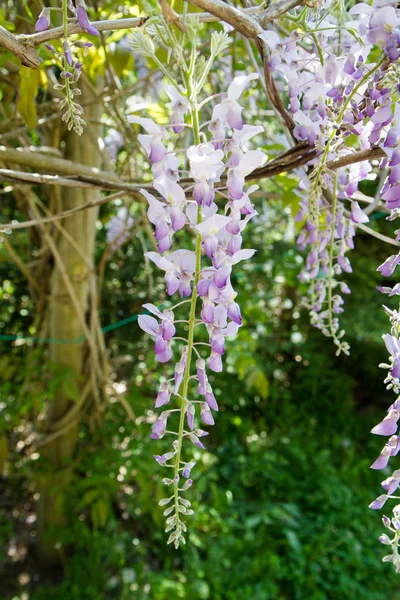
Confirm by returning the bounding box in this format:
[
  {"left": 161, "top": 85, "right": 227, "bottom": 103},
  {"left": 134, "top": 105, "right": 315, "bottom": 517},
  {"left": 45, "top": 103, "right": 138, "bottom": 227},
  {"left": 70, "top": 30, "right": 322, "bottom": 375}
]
[
  {"left": 371, "top": 418, "right": 398, "bottom": 436},
  {"left": 188, "top": 434, "right": 205, "bottom": 449},
  {"left": 211, "top": 334, "right": 225, "bottom": 355},
  {"left": 201, "top": 403, "right": 215, "bottom": 426},
  {"left": 154, "top": 454, "right": 167, "bottom": 465},
  {"left": 193, "top": 182, "right": 214, "bottom": 207},
  {"left": 158, "top": 235, "right": 172, "bottom": 254},
  {"left": 152, "top": 418, "right": 166, "bottom": 436},
  {"left": 227, "top": 101, "right": 244, "bottom": 130},
  {"left": 187, "top": 411, "right": 195, "bottom": 431},
  {"left": 162, "top": 319, "right": 175, "bottom": 341},
  {"left": 35, "top": 12, "right": 50, "bottom": 32},
  {"left": 214, "top": 266, "right": 231, "bottom": 289},
  {"left": 227, "top": 302, "right": 242, "bottom": 325},
  {"left": 351, "top": 201, "right": 369, "bottom": 224},
  {"left": 201, "top": 303, "right": 215, "bottom": 324},
  {"left": 154, "top": 218, "right": 169, "bottom": 241},
  {"left": 197, "top": 359, "right": 207, "bottom": 394},
  {"left": 208, "top": 351, "right": 223, "bottom": 372},
  {"left": 392, "top": 359, "right": 400, "bottom": 379},
  {"left": 154, "top": 335, "right": 168, "bottom": 354},
  {"left": 227, "top": 170, "right": 245, "bottom": 200},
  {"left": 371, "top": 453, "right": 390, "bottom": 470},
  {"left": 205, "top": 386, "right": 219, "bottom": 411},
  {"left": 170, "top": 206, "right": 186, "bottom": 231},
  {"left": 382, "top": 476, "right": 400, "bottom": 495},
  {"left": 227, "top": 235, "right": 242, "bottom": 256},
  {"left": 155, "top": 383, "right": 170, "bottom": 408},
  {"left": 63, "top": 41, "right": 73, "bottom": 67},
  {"left": 179, "top": 275, "right": 192, "bottom": 298},
  {"left": 156, "top": 346, "right": 172, "bottom": 363},
  {"left": 371, "top": 105, "right": 393, "bottom": 124},
  {"left": 369, "top": 494, "right": 389, "bottom": 509},
  {"left": 149, "top": 138, "right": 166, "bottom": 164},
  {"left": 203, "top": 236, "right": 218, "bottom": 259},
  {"left": 138, "top": 314, "right": 159, "bottom": 336},
  {"left": 165, "top": 272, "right": 179, "bottom": 296},
  {"left": 197, "top": 278, "right": 212, "bottom": 297},
  {"left": 77, "top": 5, "right": 100, "bottom": 36}
]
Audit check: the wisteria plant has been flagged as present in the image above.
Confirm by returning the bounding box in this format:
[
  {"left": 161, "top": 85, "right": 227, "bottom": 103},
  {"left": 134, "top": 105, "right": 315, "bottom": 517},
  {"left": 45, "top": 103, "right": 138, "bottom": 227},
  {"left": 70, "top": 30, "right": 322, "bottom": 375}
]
[
  {"left": 129, "top": 17, "right": 267, "bottom": 547},
  {"left": 127, "top": 0, "right": 400, "bottom": 560},
  {"left": 25, "top": 0, "right": 400, "bottom": 569}
]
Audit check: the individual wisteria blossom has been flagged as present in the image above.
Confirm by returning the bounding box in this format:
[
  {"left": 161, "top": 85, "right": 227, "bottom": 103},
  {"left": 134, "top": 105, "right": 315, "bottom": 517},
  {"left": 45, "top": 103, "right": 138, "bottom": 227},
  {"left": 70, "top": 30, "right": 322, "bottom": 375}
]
[
  {"left": 33, "top": 1, "right": 99, "bottom": 135},
  {"left": 165, "top": 86, "right": 190, "bottom": 134},
  {"left": 75, "top": 0, "right": 99, "bottom": 36},
  {"left": 132, "top": 60, "right": 266, "bottom": 546},
  {"left": 106, "top": 207, "right": 134, "bottom": 252},
  {"left": 35, "top": 8, "right": 51, "bottom": 32}
]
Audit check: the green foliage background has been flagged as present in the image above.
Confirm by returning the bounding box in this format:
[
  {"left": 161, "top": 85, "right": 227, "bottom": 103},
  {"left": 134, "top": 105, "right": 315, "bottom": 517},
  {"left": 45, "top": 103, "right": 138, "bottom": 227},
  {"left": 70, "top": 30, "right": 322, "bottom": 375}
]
[
  {"left": 1, "top": 0, "right": 400, "bottom": 597},
  {"left": 1, "top": 196, "right": 400, "bottom": 599}
]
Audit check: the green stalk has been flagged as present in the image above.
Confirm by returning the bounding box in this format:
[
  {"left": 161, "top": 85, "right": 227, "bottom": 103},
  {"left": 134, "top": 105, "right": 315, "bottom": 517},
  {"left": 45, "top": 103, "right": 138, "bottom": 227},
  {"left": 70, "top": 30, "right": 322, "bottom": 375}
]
[
  {"left": 171, "top": 97, "right": 202, "bottom": 538},
  {"left": 327, "top": 171, "right": 338, "bottom": 339}
]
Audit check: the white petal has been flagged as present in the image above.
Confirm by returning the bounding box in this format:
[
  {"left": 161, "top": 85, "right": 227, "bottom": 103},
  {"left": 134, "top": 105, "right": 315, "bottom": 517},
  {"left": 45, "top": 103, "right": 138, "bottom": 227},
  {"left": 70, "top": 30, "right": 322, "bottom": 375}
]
[
  {"left": 127, "top": 115, "right": 161, "bottom": 134},
  {"left": 227, "top": 73, "right": 259, "bottom": 101},
  {"left": 195, "top": 214, "right": 231, "bottom": 236},
  {"left": 257, "top": 31, "right": 280, "bottom": 49},
  {"left": 230, "top": 249, "right": 256, "bottom": 264},
  {"left": 138, "top": 314, "right": 158, "bottom": 336},
  {"left": 142, "top": 303, "right": 164, "bottom": 319},
  {"left": 154, "top": 175, "right": 186, "bottom": 205},
  {"left": 233, "top": 125, "right": 264, "bottom": 147},
  {"left": 348, "top": 2, "right": 374, "bottom": 13},
  {"left": 237, "top": 151, "right": 267, "bottom": 176},
  {"left": 145, "top": 251, "right": 163, "bottom": 268}
]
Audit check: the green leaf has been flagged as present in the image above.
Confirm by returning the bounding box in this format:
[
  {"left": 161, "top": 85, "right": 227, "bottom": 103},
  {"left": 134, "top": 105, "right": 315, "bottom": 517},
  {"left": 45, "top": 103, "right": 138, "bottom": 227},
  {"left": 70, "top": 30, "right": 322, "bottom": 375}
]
[
  {"left": 246, "top": 369, "right": 269, "bottom": 399},
  {"left": 17, "top": 66, "right": 39, "bottom": 129}
]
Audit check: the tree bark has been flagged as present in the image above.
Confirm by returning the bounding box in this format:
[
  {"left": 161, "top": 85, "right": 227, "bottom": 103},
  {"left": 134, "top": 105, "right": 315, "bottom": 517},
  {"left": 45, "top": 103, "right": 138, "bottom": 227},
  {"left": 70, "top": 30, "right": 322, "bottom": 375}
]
[{"left": 36, "top": 87, "right": 103, "bottom": 566}]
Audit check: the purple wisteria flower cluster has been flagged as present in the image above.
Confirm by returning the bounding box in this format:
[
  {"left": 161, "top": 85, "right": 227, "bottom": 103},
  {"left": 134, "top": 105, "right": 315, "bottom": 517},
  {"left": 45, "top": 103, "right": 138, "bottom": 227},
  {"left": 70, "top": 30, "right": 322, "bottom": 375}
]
[
  {"left": 34, "top": 0, "right": 99, "bottom": 134},
  {"left": 131, "top": 73, "right": 266, "bottom": 547},
  {"left": 259, "top": 0, "right": 400, "bottom": 567},
  {"left": 368, "top": 312, "right": 400, "bottom": 568},
  {"left": 258, "top": 0, "right": 400, "bottom": 357}
]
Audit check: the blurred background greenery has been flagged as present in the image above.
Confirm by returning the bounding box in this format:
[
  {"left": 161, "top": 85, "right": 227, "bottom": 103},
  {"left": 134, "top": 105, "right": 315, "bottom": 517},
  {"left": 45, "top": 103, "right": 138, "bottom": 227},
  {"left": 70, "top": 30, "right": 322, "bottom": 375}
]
[
  {"left": 1, "top": 194, "right": 400, "bottom": 599},
  {"left": 1, "top": 0, "right": 400, "bottom": 597}
]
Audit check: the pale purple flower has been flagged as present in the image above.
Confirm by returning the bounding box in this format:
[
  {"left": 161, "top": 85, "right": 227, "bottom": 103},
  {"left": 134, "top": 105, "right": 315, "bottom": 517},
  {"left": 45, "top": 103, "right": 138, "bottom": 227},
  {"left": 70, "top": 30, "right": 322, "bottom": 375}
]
[
  {"left": 128, "top": 116, "right": 167, "bottom": 164},
  {"left": 383, "top": 333, "right": 400, "bottom": 379},
  {"left": 200, "top": 403, "right": 215, "bottom": 425},
  {"left": 165, "top": 85, "right": 189, "bottom": 134},
  {"left": 212, "top": 73, "right": 259, "bottom": 130},
  {"left": 372, "top": 410, "right": 400, "bottom": 436},
  {"left": 369, "top": 494, "right": 389, "bottom": 510},
  {"left": 377, "top": 254, "right": 400, "bottom": 277},
  {"left": 63, "top": 41, "right": 73, "bottom": 67},
  {"left": 350, "top": 201, "right": 369, "bottom": 224},
  {"left": 35, "top": 8, "right": 51, "bottom": 31},
  {"left": 106, "top": 207, "right": 134, "bottom": 251},
  {"left": 146, "top": 250, "right": 196, "bottom": 297},
  {"left": 155, "top": 381, "right": 171, "bottom": 408},
  {"left": 76, "top": 0, "right": 99, "bottom": 36},
  {"left": 227, "top": 151, "right": 267, "bottom": 199}
]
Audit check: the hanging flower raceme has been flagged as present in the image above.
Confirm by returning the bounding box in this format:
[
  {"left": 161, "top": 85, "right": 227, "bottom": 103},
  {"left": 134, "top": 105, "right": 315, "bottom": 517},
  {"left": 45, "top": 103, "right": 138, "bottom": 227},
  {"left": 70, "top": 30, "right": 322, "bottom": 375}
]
[
  {"left": 133, "top": 72, "right": 266, "bottom": 547},
  {"left": 33, "top": 1, "right": 100, "bottom": 135}
]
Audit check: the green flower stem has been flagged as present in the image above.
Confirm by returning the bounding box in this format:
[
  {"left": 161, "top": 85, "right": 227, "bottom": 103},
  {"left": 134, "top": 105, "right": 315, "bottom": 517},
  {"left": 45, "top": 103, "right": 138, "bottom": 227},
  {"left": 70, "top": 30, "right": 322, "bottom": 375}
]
[
  {"left": 310, "top": 58, "right": 385, "bottom": 351},
  {"left": 62, "top": 0, "right": 74, "bottom": 123},
  {"left": 327, "top": 171, "right": 338, "bottom": 340},
  {"left": 172, "top": 98, "right": 202, "bottom": 539}
]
